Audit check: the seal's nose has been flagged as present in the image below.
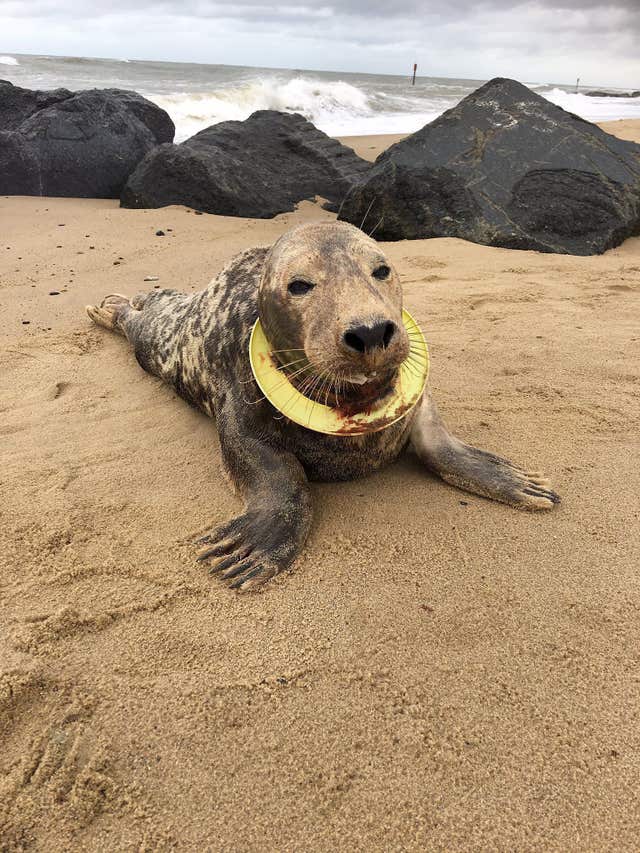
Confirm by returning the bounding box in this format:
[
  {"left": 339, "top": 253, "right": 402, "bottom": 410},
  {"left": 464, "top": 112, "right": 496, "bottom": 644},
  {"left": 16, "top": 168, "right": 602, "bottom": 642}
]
[{"left": 343, "top": 321, "right": 396, "bottom": 353}]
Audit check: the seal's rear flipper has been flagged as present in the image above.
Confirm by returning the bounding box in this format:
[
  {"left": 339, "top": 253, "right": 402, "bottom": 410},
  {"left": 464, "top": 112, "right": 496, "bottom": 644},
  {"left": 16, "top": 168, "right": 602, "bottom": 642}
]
[{"left": 86, "top": 293, "right": 131, "bottom": 336}]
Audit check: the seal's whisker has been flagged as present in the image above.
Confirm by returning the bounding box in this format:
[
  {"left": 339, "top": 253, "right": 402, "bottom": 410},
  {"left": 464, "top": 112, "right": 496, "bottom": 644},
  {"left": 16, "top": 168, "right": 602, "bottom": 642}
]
[
  {"left": 359, "top": 197, "right": 376, "bottom": 231},
  {"left": 368, "top": 216, "right": 384, "bottom": 239},
  {"left": 334, "top": 371, "right": 346, "bottom": 408},
  {"left": 408, "top": 348, "right": 428, "bottom": 360},
  {"left": 405, "top": 358, "right": 428, "bottom": 378},
  {"left": 322, "top": 371, "right": 336, "bottom": 408},
  {"left": 305, "top": 370, "right": 328, "bottom": 423},
  {"left": 274, "top": 356, "right": 309, "bottom": 372},
  {"left": 317, "top": 369, "right": 335, "bottom": 408},
  {"left": 407, "top": 353, "right": 428, "bottom": 366},
  {"left": 243, "top": 362, "right": 314, "bottom": 405},
  {"left": 402, "top": 359, "right": 421, "bottom": 379},
  {"left": 406, "top": 356, "right": 427, "bottom": 370},
  {"left": 273, "top": 364, "right": 326, "bottom": 419}
]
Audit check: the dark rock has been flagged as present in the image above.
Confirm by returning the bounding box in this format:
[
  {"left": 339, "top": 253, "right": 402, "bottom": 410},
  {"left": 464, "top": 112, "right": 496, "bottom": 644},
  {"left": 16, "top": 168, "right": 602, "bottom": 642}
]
[
  {"left": 102, "top": 88, "right": 175, "bottom": 143},
  {"left": 17, "top": 91, "right": 157, "bottom": 198},
  {"left": 121, "top": 110, "right": 370, "bottom": 217},
  {"left": 0, "top": 131, "right": 40, "bottom": 194},
  {"left": 338, "top": 78, "right": 640, "bottom": 255},
  {"left": 584, "top": 90, "right": 640, "bottom": 98},
  {"left": 0, "top": 81, "right": 174, "bottom": 198},
  {"left": 1, "top": 80, "right": 174, "bottom": 143},
  {"left": 0, "top": 79, "right": 72, "bottom": 130}
]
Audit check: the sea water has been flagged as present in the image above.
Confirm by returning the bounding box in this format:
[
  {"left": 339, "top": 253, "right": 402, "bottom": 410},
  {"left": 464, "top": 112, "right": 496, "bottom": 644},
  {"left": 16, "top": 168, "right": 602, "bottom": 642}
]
[{"left": 2, "top": 53, "right": 639, "bottom": 143}]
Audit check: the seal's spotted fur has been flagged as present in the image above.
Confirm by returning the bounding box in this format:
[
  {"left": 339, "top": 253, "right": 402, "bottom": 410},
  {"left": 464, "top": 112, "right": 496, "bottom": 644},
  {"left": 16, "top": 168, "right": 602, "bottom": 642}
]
[{"left": 88, "top": 222, "right": 559, "bottom": 590}]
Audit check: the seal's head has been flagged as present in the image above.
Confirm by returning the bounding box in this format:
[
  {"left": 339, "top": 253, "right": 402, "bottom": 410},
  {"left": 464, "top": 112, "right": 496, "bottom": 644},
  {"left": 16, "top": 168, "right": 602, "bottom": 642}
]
[{"left": 258, "top": 221, "right": 409, "bottom": 406}]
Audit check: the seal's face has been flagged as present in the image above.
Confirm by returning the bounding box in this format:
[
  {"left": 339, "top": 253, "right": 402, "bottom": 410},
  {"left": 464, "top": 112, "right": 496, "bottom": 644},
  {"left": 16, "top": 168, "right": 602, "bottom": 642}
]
[{"left": 258, "top": 222, "right": 409, "bottom": 406}]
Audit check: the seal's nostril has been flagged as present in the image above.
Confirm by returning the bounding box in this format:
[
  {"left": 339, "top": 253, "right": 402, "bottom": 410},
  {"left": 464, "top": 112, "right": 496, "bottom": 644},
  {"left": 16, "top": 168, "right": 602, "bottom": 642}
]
[
  {"left": 382, "top": 322, "right": 396, "bottom": 348},
  {"left": 344, "top": 331, "right": 366, "bottom": 353},
  {"left": 344, "top": 320, "right": 396, "bottom": 352}
]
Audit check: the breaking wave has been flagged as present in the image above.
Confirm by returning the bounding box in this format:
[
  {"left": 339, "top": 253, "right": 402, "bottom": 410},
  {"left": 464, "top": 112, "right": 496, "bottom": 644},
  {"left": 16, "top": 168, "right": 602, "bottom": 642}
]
[
  {"left": 540, "top": 86, "right": 640, "bottom": 122},
  {"left": 149, "top": 76, "right": 445, "bottom": 142},
  {"left": 0, "top": 55, "right": 19, "bottom": 66}
]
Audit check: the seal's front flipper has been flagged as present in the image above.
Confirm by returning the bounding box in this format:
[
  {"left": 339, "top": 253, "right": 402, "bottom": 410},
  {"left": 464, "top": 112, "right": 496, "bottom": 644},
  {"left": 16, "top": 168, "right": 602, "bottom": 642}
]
[
  {"left": 196, "top": 503, "right": 305, "bottom": 590},
  {"left": 196, "top": 395, "right": 312, "bottom": 590},
  {"left": 411, "top": 393, "right": 560, "bottom": 511}
]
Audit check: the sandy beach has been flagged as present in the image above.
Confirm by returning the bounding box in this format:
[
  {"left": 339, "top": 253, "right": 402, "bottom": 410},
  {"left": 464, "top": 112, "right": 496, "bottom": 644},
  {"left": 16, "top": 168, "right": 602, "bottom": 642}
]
[{"left": 1, "top": 121, "right": 639, "bottom": 850}]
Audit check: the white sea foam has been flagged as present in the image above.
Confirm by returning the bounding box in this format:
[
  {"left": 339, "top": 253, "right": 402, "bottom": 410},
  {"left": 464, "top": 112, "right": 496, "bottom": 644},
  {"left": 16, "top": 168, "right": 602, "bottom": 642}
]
[
  {"left": 148, "top": 75, "right": 446, "bottom": 141},
  {"left": 0, "top": 55, "right": 19, "bottom": 66},
  {"left": 541, "top": 87, "right": 640, "bottom": 122},
  {"left": 150, "top": 77, "right": 372, "bottom": 141}
]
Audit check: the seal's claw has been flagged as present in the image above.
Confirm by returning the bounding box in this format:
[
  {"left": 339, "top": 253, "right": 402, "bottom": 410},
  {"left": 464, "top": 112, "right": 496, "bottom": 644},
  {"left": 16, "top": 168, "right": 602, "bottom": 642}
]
[
  {"left": 195, "top": 536, "right": 239, "bottom": 562},
  {"left": 196, "top": 508, "right": 298, "bottom": 591},
  {"left": 86, "top": 293, "right": 131, "bottom": 334},
  {"left": 230, "top": 563, "right": 277, "bottom": 591},
  {"left": 421, "top": 441, "right": 561, "bottom": 511}
]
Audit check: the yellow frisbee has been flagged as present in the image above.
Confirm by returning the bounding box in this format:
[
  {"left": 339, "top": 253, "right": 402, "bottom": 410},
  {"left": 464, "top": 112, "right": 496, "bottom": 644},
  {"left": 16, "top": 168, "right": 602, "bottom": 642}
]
[{"left": 249, "top": 309, "right": 429, "bottom": 436}]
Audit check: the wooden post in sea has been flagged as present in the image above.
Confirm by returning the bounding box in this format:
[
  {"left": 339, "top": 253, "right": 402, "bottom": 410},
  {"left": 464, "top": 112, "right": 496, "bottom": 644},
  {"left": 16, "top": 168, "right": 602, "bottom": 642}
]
[
  {"left": 412, "top": 63, "right": 417, "bottom": 86},
  {"left": 575, "top": 77, "right": 580, "bottom": 93}
]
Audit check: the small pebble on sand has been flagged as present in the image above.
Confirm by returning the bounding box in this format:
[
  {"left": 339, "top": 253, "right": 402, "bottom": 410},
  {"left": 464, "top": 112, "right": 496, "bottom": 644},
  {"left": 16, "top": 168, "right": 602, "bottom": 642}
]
[{"left": 156, "top": 230, "right": 165, "bottom": 236}]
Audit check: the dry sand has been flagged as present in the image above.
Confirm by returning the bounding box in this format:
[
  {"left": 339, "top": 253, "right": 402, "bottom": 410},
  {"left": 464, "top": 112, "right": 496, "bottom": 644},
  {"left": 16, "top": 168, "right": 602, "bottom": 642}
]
[{"left": 1, "top": 123, "right": 639, "bottom": 851}]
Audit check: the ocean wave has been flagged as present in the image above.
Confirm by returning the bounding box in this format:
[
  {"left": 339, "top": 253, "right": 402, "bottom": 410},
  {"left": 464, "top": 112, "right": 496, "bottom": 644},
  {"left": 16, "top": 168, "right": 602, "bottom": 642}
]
[
  {"left": 541, "top": 87, "right": 640, "bottom": 122},
  {"left": 8, "top": 53, "right": 640, "bottom": 142},
  {"left": 149, "top": 75, "right": 452, "bottom": 141},
  {"left": 150, "top": 76, "right": 375, "bottom": 141}
]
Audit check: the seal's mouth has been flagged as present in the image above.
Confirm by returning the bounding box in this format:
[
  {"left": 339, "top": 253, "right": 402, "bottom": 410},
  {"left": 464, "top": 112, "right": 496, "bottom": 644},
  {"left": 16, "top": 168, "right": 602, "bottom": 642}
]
[
  {"left": 279, "top": 358, "right": 398, "bottom": 414},
  {"left": 249, "top": 310, "right": 429, "bottom": 436}
]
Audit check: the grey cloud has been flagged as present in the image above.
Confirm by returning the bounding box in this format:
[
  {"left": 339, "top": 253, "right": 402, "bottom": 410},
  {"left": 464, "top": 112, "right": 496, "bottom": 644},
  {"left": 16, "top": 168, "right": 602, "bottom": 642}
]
[
  {"left": 2, "top": 0, "right": 638, "bottom": 86},
  {"left": 3, "top": 0, "right": 639, "bottom": 16}
]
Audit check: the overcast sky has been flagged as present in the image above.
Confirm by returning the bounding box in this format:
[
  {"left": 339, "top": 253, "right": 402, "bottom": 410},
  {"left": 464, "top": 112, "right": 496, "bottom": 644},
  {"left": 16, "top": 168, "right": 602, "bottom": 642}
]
[{"left": 1, "top": 1, "right": 638, "bottom": 87}]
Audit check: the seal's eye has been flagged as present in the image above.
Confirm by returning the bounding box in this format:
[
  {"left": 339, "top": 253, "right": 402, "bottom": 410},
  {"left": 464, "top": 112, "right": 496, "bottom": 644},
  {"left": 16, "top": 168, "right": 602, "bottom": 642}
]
[
  {"left": 288, "top": 280, "right": 315, "bottom": 296},
  {"left": 372, "top": 265, "right": 391, "bottom": 281}
]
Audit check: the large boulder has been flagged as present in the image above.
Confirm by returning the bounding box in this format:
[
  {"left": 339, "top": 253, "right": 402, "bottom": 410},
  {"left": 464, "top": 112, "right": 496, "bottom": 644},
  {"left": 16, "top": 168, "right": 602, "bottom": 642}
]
[
  {"left": 120, "top": 110, "right": 370, "bottom": 217},
  {"left": 0, "top": 79, "right": 72, "bottom": 130},
  {"left": 0, "top": 81, "right": 175, "bottom": 198},
  {"left": 338, "top": 78, "right": 640, "bottom": 255},
  {"left": 0, "top": 131, "right": 40, "bottom": 194},
  {"left": 0, "top": 80, "right": 174, "bottom": 144},
  {"left": 101, "top": 89, "right": 175, "bottom": 144}
]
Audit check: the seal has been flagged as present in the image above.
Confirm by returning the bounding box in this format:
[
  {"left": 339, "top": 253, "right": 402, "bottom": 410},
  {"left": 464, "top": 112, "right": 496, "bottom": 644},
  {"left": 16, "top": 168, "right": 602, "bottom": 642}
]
[{"left": 87, "top": 221, "right": 559, "bottom": 590}]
